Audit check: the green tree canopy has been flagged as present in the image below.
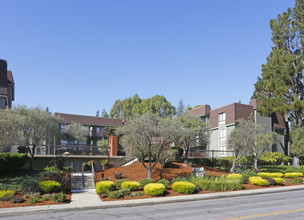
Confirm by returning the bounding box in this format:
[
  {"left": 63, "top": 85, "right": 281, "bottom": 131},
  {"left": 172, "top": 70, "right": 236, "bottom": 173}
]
[
  {"left": 64, "top": 122, "right": 89, "bottom": 144},
  {"left": 110, "top": 94, "right": 176, "bottom": 120},
  {"left": 253, "top": 0, "right": 304, "bottom": 127},
  {"left": 175, "top": 115, "right": 209, "bottom": 166},
  {"left": 0, "top": 106, "right": 62, "bottom": 170},
  {"left": 116, "top": 113, "right": 178, "bottom": 179}
]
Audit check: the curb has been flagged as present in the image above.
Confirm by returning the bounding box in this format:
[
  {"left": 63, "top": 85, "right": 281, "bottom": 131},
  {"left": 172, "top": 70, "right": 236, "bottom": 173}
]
[{"left": 1, "top": 185, "right": 304, "bottom": 217}]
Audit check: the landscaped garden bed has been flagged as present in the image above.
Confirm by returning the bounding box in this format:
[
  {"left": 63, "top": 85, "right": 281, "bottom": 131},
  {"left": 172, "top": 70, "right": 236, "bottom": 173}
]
[
  {"left": 95, "top": 162, "right": 304, "bottom": 201},
  {"left": 0, "top": 169, "right": 71, "bottom": 208}
]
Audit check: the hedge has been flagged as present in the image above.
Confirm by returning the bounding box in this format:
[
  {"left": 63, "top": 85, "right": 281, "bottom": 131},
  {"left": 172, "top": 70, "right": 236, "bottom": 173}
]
[
  {"left": 257, "top": 172, "right": 284, "bottom": 178},
  {"left": 157, "top": 179, "right": 170, "bottom": 188},
  {"left": 0, "top": 153, "right": 28, "bottom": 174},
  {"left": 284, "top": 172, "right": 304, "bottom": 178},
  {"left": 38, "top": 181, "right": 61, "bottom": 194},
  {"left": 227, "top": 174, "right": 243, "bottom": 179},
  {"left": 139, "top": 178, "right": 155, "bottom": 187},
  {"left": 249, "top": 177, "right": 269, "bottom": 186},
  {"left": 144, "top": 183, "right": 166, "bottom": 196},
  {"left": 172, "top": 181, "right": 196, "bottom": 194},
  {"left": 121, "top": 181, "right": 140, "bottom": 191},
  {"left": 96, "top": 181, "right": 114, "bottom": 194}
]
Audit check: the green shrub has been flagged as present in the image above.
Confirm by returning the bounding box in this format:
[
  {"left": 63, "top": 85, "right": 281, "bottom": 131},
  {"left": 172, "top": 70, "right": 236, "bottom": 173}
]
[
  {"left": 170, "top": 146, "right": 184, "bottom": 162},
  {"left": 292, "top": 177, "right": 303, "bottom": 184},
  {"left": 284, "top": 172, "right": 304, "bottom": 178},
  {"left": 0, "top": 153, "right": 28, "bottom": 175},
  {"left": 189, "top": 176, "right": 243, "bottom": 191},
  {"left": 104, "top": 188, "right": 130, "bottom": 199},
  {"left": 157, "top": 179, "right": 170, "bottom": 188},
  {"left": 42, "top": 194, "right": 51, "bottom": 201},
  {"left": 50, "top": 192, "right": 66, "bottom": 202},
  {"left": 38, "top": 180, "right": 61, "bottom": 194},
  {"left": 216, "top": 157, "right": 234, "bottom": 171},
  {"left": 249, "top": 177, "right": 269, "bottom": 186},
  {"left": 121, "top": 181, "right": 140, "bottom": 191},
  {"left": 241, "top": 170, "right": 256, "bottom": 182},
  {"left": 0, "top": 190, "right": 15, "bottom": 201},
  {"left": 227, "top": 174, "right": 242, "bottom": 179},
  {"left": 96, "top": 181, "right": 114, "bottom": 194},
  {"left": 137, "top": 191, "right": 144, "bottom": 196},
  {"left": 27, "top": 192, "right": 40, "bottom": 204},
  {"left": 44, "top": 166, "right": 58, "bottom": 171},
  {"left": 10, "top": 197, "right": 25, "bottom": 203},
  {"left": 115, "top": 179, "right": 128, "bottom": 189},
  {"left": 140, "top": 178, "right": 155, "bottom": 187},
  {"left": 257, "top": 172, "right": 284, "bottom": 178},
  {"left": 172, "top": 181, "right": 196, "bottom": 194},
  {"left": 259, "top": 152, "right": 291, "bottom": 165},
  {"left": 171, "top": 176, "right": 189, "bottom": 184},
  {"left": 273, "top": 178, "right": 284, "bottom": 185},
  {"left": 144, "top": 183, "right": 166, "bottom": 196},
  {"left": 189, "top": 158, "right": 215, "bottom": 167}
]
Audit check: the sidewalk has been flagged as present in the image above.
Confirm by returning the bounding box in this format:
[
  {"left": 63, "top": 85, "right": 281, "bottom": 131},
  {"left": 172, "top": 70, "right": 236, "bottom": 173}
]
[{"left": 1, "top": 185, "right": 304, "bottom": 218}]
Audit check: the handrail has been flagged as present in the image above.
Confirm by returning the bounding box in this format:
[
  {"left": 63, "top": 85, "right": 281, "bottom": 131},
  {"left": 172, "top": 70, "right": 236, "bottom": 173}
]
[{"left": 91, "top": 163, "right": 95, "bottom": 185}]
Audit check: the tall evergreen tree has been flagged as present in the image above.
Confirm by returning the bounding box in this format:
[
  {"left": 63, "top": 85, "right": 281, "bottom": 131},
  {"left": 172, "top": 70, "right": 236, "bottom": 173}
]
[
  {"left": 101, "top": 108, "right": 109, "bottom": 118},
  {"left": 96, "top": 110, "right": 100, "bottom": 117},
  {"left": 253, "top": 0, "right": 304, "bottom": 162},
  {"left": 176, "top": 99, "right": 186, "bottom": 117}
]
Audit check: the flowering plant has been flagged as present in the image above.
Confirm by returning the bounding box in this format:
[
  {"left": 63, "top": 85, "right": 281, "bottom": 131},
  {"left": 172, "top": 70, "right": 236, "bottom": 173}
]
[
  {"left": 87, "top": 160, "right": 96, "bottom": 166},
  {"left": 100, "top": 159, "right": 108, "bottom": 166},
  {"left": 50, "top": 192, "right": 66, "bottom": 202}
]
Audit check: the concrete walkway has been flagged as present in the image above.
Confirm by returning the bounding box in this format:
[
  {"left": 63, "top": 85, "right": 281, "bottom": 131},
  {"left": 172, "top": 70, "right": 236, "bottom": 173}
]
[{"left": 1, "top": 185, "right": 304, "bottom": 218}]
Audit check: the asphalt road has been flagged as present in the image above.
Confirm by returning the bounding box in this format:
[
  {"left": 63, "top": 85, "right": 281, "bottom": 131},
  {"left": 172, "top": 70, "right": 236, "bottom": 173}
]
[{"left": 3, "top": 190, "right": 304, "bottom": 220}]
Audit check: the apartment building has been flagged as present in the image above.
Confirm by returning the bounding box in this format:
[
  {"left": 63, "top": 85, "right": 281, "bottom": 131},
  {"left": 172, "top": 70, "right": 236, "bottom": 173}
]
[
  {"left": 0, "top": 59, "right": 14, "bottom": 109},
  {"left": 187, "top": 99, "right": 286, "bottom": 158}
]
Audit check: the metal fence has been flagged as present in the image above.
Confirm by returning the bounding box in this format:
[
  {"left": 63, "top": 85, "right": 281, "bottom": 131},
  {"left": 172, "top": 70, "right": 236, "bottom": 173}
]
[
  {"left": 187, "top": 150, "right": 234, "bottom": 159},
  {"left": 35, "top": 145, "right": 110, "bottom": 156}
]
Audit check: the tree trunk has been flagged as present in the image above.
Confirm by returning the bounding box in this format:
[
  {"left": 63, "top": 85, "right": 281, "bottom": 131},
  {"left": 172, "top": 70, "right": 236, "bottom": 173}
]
[
  {"left": 184, "top": 147, "right": 189, "bottom": 166},
  {"left": 147, "top": 167, "right": 152, "bottom": 179},
  {"left": 230, "top": 158, "right": 237, "bottom": 173},
  {"left": 28, "top": 145, "right": 36, "bottom": 171},
  {"left": 253, "top": 157, "right": 258, "bottom": 172}
]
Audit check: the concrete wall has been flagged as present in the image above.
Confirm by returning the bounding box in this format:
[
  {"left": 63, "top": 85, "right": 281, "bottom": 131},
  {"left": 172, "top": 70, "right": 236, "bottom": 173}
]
[{"left": 32, "top": 155, "right": 125, "bottom": 172}]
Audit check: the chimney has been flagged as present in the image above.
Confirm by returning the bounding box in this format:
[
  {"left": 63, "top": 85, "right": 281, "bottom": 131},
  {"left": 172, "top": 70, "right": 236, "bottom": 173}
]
[{"left": 0, "top": 59, "right": 7, "bottom": 86}]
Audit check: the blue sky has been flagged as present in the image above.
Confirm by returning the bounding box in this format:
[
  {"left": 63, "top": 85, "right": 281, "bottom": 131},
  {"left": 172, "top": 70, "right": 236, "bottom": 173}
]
[{"left": 0, "top": 0, "right": 294, "bottom": 116}]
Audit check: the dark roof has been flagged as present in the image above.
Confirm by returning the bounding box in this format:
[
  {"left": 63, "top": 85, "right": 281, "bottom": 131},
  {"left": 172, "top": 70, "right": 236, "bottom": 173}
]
[
  {"left": 7, "top": 71, "right": 14, "bottom": 84},
  {"left": 272, "top": 112, "right": 286, "bottom": 129},
  {"left": 187, "top": 105, "right": 211, "bottom": 117},
  {"left": 55, "top": 112, "right": 124, "bottom": 127}
]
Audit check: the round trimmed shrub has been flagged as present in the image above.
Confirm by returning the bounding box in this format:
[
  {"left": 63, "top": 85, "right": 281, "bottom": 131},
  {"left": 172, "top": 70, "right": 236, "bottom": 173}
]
[
  {"left": 284, "top": 172, "right": 303, "bottom": 178},
  {"left": 172, "top": 181, "right": 196, "bottom": 194},
  {"left": 157, "top": 179, "right": 170, "bottom": 188},
  {"left": 273, "top": 178, "right": 284, "bottom": 185},
  {"left": 257, "top": 172, "right": 283, "bottom": 178},
  {"left": 121, "top": 181, "right": 140, "bottom": 191},
  {"left": 144, "top": 183, "right": 166, "bottom": 196},
  {"left": 96, "top": 181, "right": 114, "bottom": 194},
  {"left": 0, "top": 190, "right": 15, "bottom": 201},
  {"left": 139, "top": 178, "right": 155, "bottom": 187},
  {"left": 38, "top": 181, "right": 61, "bottom": 194}
]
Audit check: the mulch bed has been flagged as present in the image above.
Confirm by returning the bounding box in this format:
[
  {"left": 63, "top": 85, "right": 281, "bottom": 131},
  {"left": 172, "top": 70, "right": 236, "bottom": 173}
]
[
  {"left": 95, "top": 162, "right": 303, "bottom": 202},
  {"left": 0, "top": 193, "right": 71, "bottom": 209}
]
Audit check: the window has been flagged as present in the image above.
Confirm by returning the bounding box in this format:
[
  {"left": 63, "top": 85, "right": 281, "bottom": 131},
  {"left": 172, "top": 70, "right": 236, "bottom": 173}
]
[
  {"left": 220, "top": 146, "right": 226, "bottom": 156},
  {"left": 219, "top": 129, "right": 226, "bottom": 139},
  {"left": 219, "top": 112, "right": 226, "bottom": 123}
]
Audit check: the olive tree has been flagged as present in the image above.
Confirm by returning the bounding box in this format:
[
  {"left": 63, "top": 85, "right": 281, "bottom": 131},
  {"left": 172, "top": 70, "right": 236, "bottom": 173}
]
[
  {"left": 116, "top": 113, "right": 178, "bottom": 179},
  {"left": 176, "top": 115, "right": 209, "bottom": 166},
  {"left": 0, "top": 106, "right": 62, "bottom": 170}
]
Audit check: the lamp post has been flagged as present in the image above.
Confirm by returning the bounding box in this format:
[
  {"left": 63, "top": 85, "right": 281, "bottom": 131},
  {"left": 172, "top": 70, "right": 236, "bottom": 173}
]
[{"left": 107, "top": 146, "right": 110, "bottom": 169}]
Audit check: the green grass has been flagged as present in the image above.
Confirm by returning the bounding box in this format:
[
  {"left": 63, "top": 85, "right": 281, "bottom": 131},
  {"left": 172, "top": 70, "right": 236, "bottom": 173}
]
[{"left": 188, "top": 175, "right": 243, "bottom": 191}]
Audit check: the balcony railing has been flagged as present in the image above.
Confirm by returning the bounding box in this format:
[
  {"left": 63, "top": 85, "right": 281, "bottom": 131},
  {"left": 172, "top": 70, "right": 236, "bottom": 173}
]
[{"left": 35, "top": 145, "right": 110, "bottom": 156}]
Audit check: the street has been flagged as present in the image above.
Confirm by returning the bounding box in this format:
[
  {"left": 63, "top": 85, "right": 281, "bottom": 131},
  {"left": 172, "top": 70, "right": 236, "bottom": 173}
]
[{"left": 3, "top": 190, "right": 304, "bottom": 220}]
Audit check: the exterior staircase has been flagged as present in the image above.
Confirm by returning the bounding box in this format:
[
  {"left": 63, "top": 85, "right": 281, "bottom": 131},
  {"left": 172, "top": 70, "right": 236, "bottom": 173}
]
[{"left": 71, "top": 173, "right": 96, "bottom": 192}]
